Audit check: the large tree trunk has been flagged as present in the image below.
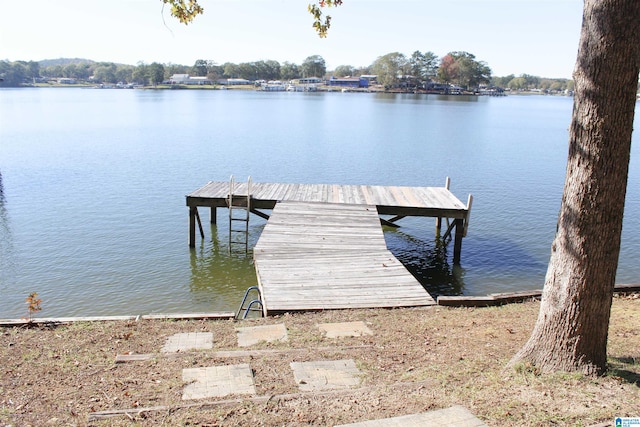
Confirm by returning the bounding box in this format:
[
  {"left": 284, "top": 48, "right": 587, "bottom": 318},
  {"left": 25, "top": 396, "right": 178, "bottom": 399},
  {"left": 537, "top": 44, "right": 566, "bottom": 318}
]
[{"left": 510, "top": 0, "right": 640, "bottom": 375}]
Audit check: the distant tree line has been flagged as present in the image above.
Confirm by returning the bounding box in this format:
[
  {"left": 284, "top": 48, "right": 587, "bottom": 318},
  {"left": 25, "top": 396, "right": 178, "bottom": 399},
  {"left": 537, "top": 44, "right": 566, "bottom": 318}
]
[
  {"left": 0, "top": 56, "right": 330, "bottom": 87},
  {"left": 369, "top": 50, "right": 492, "bottom": 90},
  {"left": 1, "top": 53, "right": 573, "bottom": 93},
  {"left": 0, "top": 60, "right": 41, "bottom": 86},
  {"left": 491, "top": 73, "right": 575, "bottom": 92}
]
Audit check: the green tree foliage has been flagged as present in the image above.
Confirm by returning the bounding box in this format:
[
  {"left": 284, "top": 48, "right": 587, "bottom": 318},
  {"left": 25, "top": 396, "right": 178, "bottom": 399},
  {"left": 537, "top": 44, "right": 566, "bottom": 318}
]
[
  {"left": 520, "top": 73, "right": 540, "bottom": 88},
  {"left": 41, "top": 64, "right": 63, "bottom": 79},
  {"left": 354, "top": 65, "right": 371, "bottom": 76},
  {"left": 409, "top": 50, "right": 438, "bottom": 82},
  {"left": 76, "top": 63, "right": 92, "bottom": 80},
  {"left": 132, "top": 62, "right": 149, "bottom": 84},
  {"left": 219, "top": 60, "right": 282, "bottom": 81},
  {"left": 371, "top": 52, "right": 408, "bottom": 88},
  {"left": 93, "top": 62, "right": 118, "bottom": 84},
  {"left": 147, "top": 62, "right": 166, "bottom": 85},
  {"left": 539, "top": 77, "right": 572, "bottom": 92},
  {"left": 280, "top": 62, "right": 301, "bottom": 80},
  {"left": 447, "top": 51, "right": 491, "bottom": 89},
  {"left": 160, "top": 0, "right": 341, "bottom": 38},
  {"left": 0, "top": 60, "right": 27, "bottom": 86},
  {"left": 263, "top": 60, "right": 281, "bottom": 80},
  {"left": 4, "top": 56, "right": 571, "bottom": 92},
  {"left": 223, "top": 62, "right": 239, "bottom": 78},
  {"left": 131, "top": 62, "right": 165, "bottom": 85},
  {"left": 301, "top": 55, "right": 326, "bottom": 78},
  {"left": 249, "top": 60, "right": 281, "bottom": 81},
  {"left": 494, "top": 74, "right": 573, "bottom": 93},
  {"left": 333, "top": 65, "right": 355, "bottom": 77},
  {"left": 236, "top": 62, "right": 255, "bottom": 80},
  {"left": 25, "top": 61, "right": 40, "bottom": 80},
  {"left": 206, "top": 63, "right": 224, "bottom": 82},
  {"left": 507, "top": 76, "right": 527, "bottom": 90},
  {"left": 55, "top": 62, "right": 93, "bottom": 79},
  {"left": 191, "top": 59, "right": 208, "bottom": 76},
  {"left": 187, "top": 59, "right": 221, "bottom": 79},
  {"left": 165, "top": 62, "right": 189, "bottom": 78},
  {"left": 115, "top": 66, "right": 134, "bottom": 84},
  {"left": 161, "top": 0, "right": 203, "bottom": 24},
  {"left": 62, "top": 63, "right": 77, "bottom": 79},
  {"left": 307, "top": 0, "right": 343, "bottom": 37},
  {"left": 490, "top": 74, "right": 514, "bottom": 88}
]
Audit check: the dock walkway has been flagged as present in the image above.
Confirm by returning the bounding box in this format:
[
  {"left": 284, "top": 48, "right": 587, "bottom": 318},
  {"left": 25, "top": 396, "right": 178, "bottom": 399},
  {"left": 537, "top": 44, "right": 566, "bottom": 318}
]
[{"left": 253, "top": 201, "right": 435, "bottom": 314}]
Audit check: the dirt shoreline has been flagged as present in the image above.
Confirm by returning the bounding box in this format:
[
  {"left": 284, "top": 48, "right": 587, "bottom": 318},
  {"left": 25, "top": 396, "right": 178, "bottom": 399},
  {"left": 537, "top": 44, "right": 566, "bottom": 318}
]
[{"left": 1, "top": 296, "right": 639, "bottom": 426}]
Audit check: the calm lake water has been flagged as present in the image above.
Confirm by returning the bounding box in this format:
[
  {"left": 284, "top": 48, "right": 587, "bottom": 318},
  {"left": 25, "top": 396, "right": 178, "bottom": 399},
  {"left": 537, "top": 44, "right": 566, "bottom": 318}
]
[{"left": 1, "top": 88, "right": 638, "bottom": 318}]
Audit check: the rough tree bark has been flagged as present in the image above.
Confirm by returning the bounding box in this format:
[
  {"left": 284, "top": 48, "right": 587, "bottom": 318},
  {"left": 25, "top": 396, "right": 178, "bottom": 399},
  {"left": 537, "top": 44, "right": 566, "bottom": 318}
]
[{"left": 510, "top": 0, "right": 640, "bottom": 375}]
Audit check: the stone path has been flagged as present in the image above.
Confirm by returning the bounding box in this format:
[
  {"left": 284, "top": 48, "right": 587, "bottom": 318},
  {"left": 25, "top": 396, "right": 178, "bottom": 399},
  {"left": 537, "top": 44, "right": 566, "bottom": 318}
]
[
  {"left": 160, "top": 332, "right": 213, "bottom": 353},
  {"left": 319, "top": 321, "right": 373, "bottom": 338},
  {"left": 291, "top": 359, "right": 361, "bottom": 392},
  {"left": 182, "top": 364, "right": 256, "bottom": 400},
  {"left": 159, "top": 321, "right": 486, "bottom": 426},
  {"left": 236, "top": 323, "right": 288, "bottom": 347},
  {"left": 335, "top": 405, "right": 488, "bottom": 427}
]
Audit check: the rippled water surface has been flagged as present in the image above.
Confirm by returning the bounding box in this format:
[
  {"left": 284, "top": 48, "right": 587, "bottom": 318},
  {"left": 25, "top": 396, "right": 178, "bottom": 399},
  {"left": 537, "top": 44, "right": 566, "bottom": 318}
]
[{"left": 1, "top": 88, "right": 638, "bottom": 317}]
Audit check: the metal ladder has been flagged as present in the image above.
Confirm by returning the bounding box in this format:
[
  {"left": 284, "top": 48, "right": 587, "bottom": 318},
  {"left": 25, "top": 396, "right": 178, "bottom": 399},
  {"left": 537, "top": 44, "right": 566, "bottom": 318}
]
[
  {"left": 227, "top": 175, "right": 251, "bottom": 253},
  {"left": 235, "top": 286, "right": 263, "bottom": 319}
]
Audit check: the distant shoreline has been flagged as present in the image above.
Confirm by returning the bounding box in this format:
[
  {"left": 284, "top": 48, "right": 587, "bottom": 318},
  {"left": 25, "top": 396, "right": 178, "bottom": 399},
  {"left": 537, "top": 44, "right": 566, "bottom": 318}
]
[{"left": 21, "top": 82, "right": 575, "bottom": 97}]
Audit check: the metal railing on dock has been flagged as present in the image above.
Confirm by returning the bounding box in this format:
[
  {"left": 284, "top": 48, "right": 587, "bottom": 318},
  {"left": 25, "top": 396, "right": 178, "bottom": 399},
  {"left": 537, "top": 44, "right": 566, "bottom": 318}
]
[{"left": 236, "top": 286, "right": 263, "bottom": 319}]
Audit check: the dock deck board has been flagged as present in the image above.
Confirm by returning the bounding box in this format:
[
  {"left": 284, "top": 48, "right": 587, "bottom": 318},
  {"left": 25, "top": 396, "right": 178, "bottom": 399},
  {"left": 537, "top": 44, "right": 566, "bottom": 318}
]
[
  {"left": 187, "top": 182, "right": 468, "bottom": 217},
  {"left": 253, "top": 201, "right": 436, "bottom": 314}
]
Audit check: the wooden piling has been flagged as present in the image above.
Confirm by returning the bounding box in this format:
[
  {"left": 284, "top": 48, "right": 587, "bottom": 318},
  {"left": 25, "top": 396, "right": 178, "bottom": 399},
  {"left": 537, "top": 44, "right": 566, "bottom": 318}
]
[
  {"left": 436, "top": 177, "right": 451, "bottom": 234},
  {"left": 195, "top": 207, "right": 204, "bottom": 240},
  {"left": 189, "top": 206, "right": 196, "bottom": 247},
  {"left": 453, "top": 218, "right": 464, "bottom": 264}
]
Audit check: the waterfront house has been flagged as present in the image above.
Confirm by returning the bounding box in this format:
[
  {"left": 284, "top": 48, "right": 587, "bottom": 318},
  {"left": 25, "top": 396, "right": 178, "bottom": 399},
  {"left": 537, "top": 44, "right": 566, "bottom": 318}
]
[
  {"left": 327, "top": 76, "right": 370, "bottom": 89},
  {"left": 169, "top": 74, "right": 213, "bottom": 85}
]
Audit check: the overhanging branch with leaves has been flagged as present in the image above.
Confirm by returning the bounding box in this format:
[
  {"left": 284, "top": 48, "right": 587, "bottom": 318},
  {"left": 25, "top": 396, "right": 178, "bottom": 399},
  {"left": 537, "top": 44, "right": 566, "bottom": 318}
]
[{"left": 161, "top": 0, "right": 342, "bottom": 37}]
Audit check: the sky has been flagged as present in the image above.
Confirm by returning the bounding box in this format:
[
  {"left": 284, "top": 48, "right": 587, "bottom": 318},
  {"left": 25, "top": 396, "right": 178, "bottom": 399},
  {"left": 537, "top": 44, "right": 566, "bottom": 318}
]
[{"left": 0, "top": 0, "right": 583, "bottom": 79}]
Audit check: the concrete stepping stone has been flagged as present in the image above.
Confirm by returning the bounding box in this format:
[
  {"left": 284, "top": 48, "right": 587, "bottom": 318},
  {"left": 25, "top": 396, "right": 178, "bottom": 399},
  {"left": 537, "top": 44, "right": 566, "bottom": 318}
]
[
  {"left": 161, "top": 332, "right": 213, "bottom": 353},
  {"left": 334, "top": 405, "right": 487, "bottom": 427},
  {"left": 318, "top": 321, "right": 373, "bottom": 338},
  {"left": 182, "top": 364, "right": 256, "bottom": 400},
  {"left": 290, "top": 359, "right": 361, "bottom": 392},
  {"left": 236, "top": 323, "right": 288, "bottom": 347}
]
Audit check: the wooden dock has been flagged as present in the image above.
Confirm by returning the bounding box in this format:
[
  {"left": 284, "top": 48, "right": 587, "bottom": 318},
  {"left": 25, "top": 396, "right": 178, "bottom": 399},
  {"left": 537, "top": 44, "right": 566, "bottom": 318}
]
[
  {"left": 186, "top": 180, "right": 471, "bottom": 314},
  {"left": 187, "top": 181, "right": 472, "bottom": 260},
  {"left": 253, "top": 201, "right": 435, "bottom": 314}
]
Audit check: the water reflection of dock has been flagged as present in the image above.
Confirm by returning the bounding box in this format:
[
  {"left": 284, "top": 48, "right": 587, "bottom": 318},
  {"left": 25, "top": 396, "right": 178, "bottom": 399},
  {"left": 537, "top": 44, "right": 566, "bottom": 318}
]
[{"left": 186, "top": 181, "right": 471, "bottom": 315}]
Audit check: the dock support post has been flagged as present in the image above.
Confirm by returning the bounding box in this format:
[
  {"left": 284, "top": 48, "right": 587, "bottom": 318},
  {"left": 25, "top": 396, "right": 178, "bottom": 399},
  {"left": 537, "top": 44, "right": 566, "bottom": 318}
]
[
  {"left": 453, "top": 218, "right": 464, "bottom": 264},
  {"left": 189, "top": 207, "right": 196, "bottom": 247},
  {"left": 189, "top": 207, "right": 205, "bottom": 247},
  {"left": 436, "top": 176, "right": 451, "bottom": 234},
  {"left": 195, "top": 208, "right": 205, "bottom": 240},
  {"left": 463, "top": 194, "right": 473, "bottom": 237},
  {"left": 210, "top": 207, "right": 217, "bottom": 224}
]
